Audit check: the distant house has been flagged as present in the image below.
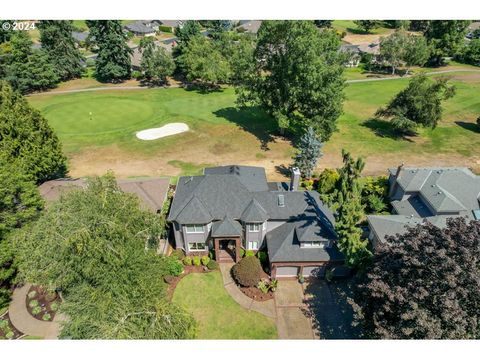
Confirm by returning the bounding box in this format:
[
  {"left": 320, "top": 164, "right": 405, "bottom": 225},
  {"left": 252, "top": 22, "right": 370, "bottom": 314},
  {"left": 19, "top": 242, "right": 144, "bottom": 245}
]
[
  {"left": 72, "top": 31, "right": 89, "bottom": 43},
  {"left": 124, "top": 20, "right": 161, "bottom": 36},
  {"left": 167, "top": 165, "right": 344, "bottom": 279},
  {"left": 339, "top": 44, "right": 361, "bottom": 67},
  {"left": 235, "top": 20, "right": 262, "bottom": 34},
  {"left": 367, "top": 166, "right": 480, "bottom": 247},
  {"left": 158, "top": 20, "right": 184, "bottom": 33}
]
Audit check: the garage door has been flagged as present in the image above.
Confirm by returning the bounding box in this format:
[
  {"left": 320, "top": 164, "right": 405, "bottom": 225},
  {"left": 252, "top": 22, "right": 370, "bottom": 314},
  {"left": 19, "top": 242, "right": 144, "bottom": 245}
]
[
  {"left": 302, "top": 266, "right": 326, "bottom": 278},
  {"left": 276, "top": 266, "right": 299, "bottom": 277}
]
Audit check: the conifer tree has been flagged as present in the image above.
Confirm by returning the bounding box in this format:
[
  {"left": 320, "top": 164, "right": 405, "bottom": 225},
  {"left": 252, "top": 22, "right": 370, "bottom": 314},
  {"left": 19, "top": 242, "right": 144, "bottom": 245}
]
[{"left": 293, "top": 127, "right": 323, "bottom": 178}]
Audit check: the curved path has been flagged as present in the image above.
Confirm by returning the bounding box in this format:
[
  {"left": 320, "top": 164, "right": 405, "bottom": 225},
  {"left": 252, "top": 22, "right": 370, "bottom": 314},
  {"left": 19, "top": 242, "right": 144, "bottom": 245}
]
[
  {"left": 8, "top": 284, "right": 66, "bottom": 339},
  {"left": 27, "top": 69, "right": 480, "bottom": 97}
]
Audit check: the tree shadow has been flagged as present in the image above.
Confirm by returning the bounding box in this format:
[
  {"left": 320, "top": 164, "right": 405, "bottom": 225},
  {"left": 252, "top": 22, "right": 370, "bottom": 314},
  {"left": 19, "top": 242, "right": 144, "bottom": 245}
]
[
  {"left": 455, "top": 121, "right": 479, "bottom": 133},
  {"left": 346, "top": 27, "right": 372, "bottom": 35},
  {"left": 213, "top": 106, "right": 277, "bottom": 150},
  {"left": 362, "top": 118, "right": 414, "bottom": 142},
  {"left": 182, "top": 82, "right": 225, "bottom": 94},
  {"left": 274, "top": 164, "right": 291, "bottom": 177}
]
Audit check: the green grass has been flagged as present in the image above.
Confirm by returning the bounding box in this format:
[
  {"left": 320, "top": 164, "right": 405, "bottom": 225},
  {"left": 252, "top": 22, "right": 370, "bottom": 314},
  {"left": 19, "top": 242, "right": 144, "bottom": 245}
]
[
  {"left": 332, "top": 20, "right": 392, "bottom": 35},
  {"left": 172, "top": 272, "right": 277, "bottom": 339}
]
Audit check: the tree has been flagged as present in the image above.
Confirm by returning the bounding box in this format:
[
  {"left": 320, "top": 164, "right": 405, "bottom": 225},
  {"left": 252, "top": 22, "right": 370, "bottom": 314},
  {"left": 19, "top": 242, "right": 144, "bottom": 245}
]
[
  {"left": 424, "top": 20, "right": 471, "bottom": 65},
  {"left": 0, "top": 81, "right": 67, "bottom": 183},
  {"left": 139, "top": 37, "right": 175, "bottom": 84},
  {"left": 178, "top": 35, "right": 230, "bottom": 88},
  {"left": 13, "top": 173, "right": 196, "bottom": 339},
  {"left": 174, "top": 20, "right": 201, "bottom": 44},
  {"left": 334, "top": 150, "right": 371, "bottom": 269},
  {"left": 353, "top": 20, "right": 381, "bottom": 33},
  {"left": 218, "top": 32, "right": 256, "bottom": 85},
  {"left": 460, "top": 39, "right": 480, "bottom": 66},
  {"left": 351, "top": 218, "right": 480, "bottom": 339},
  {"left": 314, "top": 20, "right": 332, "bottom": 28},
  {"left": 403, "top": 34, "right": 430, "bottom": 74},
  {"left": 236, "top": 21, "right": 345, "bottom": 141},
  {"left": 293, "top": 127, "right": 323, "bottom": 178},
  {"left": 86, "top": 20, "right": 132, "bottom": 82},
  {"left": 206, "top": 20, "right": 232, "bottom": 40},
  {"left": 375, "top": 73, "right": 456, "bottom": 135},
  {"left": 38, "top": 20, "right": 84, "bottom": 81},
  {"left": 3, "top": 31, "right": 59, "bottom": 93}
]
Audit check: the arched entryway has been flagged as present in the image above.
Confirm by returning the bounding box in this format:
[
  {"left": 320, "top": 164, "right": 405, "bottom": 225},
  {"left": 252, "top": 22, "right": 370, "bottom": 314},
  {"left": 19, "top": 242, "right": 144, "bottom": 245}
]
[{"left": 213, "top": 237, "right": 242, "bottom": 263}]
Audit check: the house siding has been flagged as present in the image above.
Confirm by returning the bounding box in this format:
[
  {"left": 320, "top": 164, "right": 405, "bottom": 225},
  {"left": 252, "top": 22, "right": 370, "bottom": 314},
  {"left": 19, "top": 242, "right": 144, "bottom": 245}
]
[{"left": 182, "top": 224, "right": 210, "bottom": 253}]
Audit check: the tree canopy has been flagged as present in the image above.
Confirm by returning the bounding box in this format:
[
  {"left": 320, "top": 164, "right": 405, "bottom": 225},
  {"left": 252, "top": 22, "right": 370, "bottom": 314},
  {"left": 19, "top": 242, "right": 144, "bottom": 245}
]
[
  {"left": 353, "top": 20, "right": 381, "bottom": 33},
  {"left": 236, "top": 20, "right": 345, "bottom": 141},
  {"left": 424, "top": 20, "right": 471, "bottom": 65},
  {"left": 38, "top": 20, "right": 84, "bottom": 81},
  {"left": 293, "top": 127, "right": 323, "bottom": 178},
  {"left": 13, "top": 173, "right": 196, "bottom": 339},
  {"left": 139, "top": 37, "right": 175, "bottom": 84},
  {"left": 351, "top": 218, "right": 480, "bottom": 339},
  {"left": 86, "top": 20, "right": 132, "bottom": 82}
]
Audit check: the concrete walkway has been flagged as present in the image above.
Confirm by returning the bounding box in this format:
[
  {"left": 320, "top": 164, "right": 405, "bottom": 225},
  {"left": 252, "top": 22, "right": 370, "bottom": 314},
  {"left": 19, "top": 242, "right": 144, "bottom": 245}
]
[
  {"left": 219, "top": 263, "right": 276, "bottom": 319},
  {"left": 9, "top": 284, "right": 66, "bottom": 339}
]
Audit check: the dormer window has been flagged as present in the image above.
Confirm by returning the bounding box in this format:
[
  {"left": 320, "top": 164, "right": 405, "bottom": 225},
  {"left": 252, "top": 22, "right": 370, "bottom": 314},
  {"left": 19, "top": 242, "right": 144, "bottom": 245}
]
[
  {"left": 301, "top": 241, "right": 325, "bottom": 248},
  {"left": 248, "top": 223, "right": 260, "bottom": 232}
]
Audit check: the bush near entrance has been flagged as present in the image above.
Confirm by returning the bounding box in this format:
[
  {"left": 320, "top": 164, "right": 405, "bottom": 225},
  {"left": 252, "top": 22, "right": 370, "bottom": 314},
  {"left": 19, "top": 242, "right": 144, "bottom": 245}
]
[{"left": 232, "top": 256, "right": 262, "bottom": 287}]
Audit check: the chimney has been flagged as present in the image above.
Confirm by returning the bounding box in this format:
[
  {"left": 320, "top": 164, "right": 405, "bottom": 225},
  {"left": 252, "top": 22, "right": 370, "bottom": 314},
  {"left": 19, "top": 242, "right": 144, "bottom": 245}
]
[
  {"left": 290, "top": 167, "right": 301, "bottom": 191},
  {"left": 388, "top": 163, "right": 404, "bottom": 198}
]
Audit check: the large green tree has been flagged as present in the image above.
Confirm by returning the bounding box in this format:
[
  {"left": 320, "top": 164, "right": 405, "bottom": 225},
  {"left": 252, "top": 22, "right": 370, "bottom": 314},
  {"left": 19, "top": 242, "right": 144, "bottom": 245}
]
[
  {"left": 139, "top": 37, "right": 175, "bottom": 84},
  {"left": 236, "top": 20, "right": 345, "bottom": 141},
  {"left": 460, "top": 39, "right": 480, "bottom": 66},
  {"left": 38, "top": 20, "right": 84, "bottom": 81},
  {"left": 351, "top": 218, "right": 480, "bottom": 339},
  {"left": 353, "top": 20, "right": 381, "bottom": 33},
  {"left": 376, "top": 73, "right": 456, "bottom": 135},
  {"left": 13, "top": 173, "right": 196, "bottom": 339},
  {"left": 86, "top": 20, "right": 132, "bottom": 82},
  {"left": 424, "top": 20, "right": 471, "bottom": 65},
  {"left": 0, "top": 80, "right": 67, "bottom": 183}
]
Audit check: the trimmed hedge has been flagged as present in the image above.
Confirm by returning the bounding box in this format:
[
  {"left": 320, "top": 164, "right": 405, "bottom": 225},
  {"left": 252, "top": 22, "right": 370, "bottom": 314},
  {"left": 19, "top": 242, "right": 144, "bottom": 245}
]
[
  {"left": 206, "top": 260, "right": 218, "bottom": 270},
  {"left": 232, "top": 256, "right": 262, "bottom": 287},
  {"left": 201, "top": 255, "right": 210, "bottom": 266},
  {"left": 193, "top": 256, "right": 201, "bottom": 266}
]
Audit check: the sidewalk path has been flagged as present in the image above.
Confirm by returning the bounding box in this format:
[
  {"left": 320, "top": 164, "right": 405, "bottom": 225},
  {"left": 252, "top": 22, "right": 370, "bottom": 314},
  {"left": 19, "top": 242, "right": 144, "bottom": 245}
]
[
  {"left": 219, "top": 263, "right": 276, "bottom": 319},
  {"left": 9, "top": 284, "right": 66, "bottom": 339}
]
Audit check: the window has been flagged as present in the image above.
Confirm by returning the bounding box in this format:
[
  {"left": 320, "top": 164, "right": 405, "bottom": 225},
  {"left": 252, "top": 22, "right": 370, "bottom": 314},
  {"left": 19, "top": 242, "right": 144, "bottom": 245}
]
[
  {"left": 185, "top": 224, "right": 204, "bottom": 233},
  {"left": 247, "top": 241, "right": 258, "bottom": 250},
  {"left": 188, "top": 242, "right": 206, "bottom": 251},
  {"left": 301, "top": 241, "right": 325, "bottom": 248},
  {"left": 248, "top": 223, "right": 260, "bottom": 232}
]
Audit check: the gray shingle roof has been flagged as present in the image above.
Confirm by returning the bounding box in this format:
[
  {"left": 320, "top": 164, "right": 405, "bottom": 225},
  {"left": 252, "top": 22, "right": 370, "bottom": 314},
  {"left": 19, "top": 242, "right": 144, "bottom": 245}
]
[
  {"left": 204, "top": 165, "right": 268, "bottom": 191},
  {"left": 125, "top": 21, "right": 158, "bottom": 34},
  {"left": 241, "top": 198, "right": 268, "bottom": 222},
  {"left": 175, "top": 195, "right": 212, "bottom": 223},
  {"left": 211, "top": 217, "right": 243, "bottom": 237}
]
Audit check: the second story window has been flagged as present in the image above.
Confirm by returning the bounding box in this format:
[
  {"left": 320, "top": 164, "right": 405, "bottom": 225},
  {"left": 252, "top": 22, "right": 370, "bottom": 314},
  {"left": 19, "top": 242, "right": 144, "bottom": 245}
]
[
  {"left": 185, "top": 224, "right": 204, "bottom": 233},
  {"left": 248, "top": 223, "right": 260, "bottom": 232}
]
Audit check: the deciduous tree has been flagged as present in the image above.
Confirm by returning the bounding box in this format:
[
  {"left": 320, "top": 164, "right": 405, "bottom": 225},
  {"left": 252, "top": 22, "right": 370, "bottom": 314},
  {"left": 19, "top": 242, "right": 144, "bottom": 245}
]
[
  {"left": 354, "top": 20, "right": 381, "bottom": 33},
  {"left": 139, "top": 37, "right": 175, "bottom": 84},
  {"left": 424, "top": 20, "right": 471, "bottom": 65}
]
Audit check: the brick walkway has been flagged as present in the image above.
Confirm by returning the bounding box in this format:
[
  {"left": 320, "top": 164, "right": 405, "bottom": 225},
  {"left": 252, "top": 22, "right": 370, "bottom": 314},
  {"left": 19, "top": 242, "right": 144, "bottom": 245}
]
[{"left": 9, "top": 284, "right": 66, "bottom": 339}]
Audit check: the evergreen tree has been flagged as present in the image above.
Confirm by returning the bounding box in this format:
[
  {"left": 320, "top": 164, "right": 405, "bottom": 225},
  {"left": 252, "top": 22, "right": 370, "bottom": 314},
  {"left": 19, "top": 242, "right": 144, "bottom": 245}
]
[
  {"left": 86, "top": 20, "right": 132, "bottom": 82},
  {"left": 314, "top": 20, "right": 333, "bottom": 28},
  {"left": 353, "top": 20, "right": 381, "bottom": 33},
  {"left": 0, "top": 80, "right": 67, "bottom": 182},
  {"left": 174, "top": 20, "right": 201, "bottom": 44},
  {"left": 334, "top": 150, "right": 371, "bottom": 269},
  {"left": 424, "top": 20, "right": 471, "bottom": 65},
  {"left": 38, "top": 20, "right": 84, "bottom": 80},
  {"left": 293, "top": 127, "right": 323, "bottom": 178},
  {"left": 139, "top": 37, "right": 175, "bottom": 84}
]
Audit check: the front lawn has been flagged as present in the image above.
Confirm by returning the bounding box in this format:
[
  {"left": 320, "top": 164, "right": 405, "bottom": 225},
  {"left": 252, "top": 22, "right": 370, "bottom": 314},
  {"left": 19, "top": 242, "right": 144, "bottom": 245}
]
[{"left": 172, "top": 272, "right": 277, "bottom": 339}]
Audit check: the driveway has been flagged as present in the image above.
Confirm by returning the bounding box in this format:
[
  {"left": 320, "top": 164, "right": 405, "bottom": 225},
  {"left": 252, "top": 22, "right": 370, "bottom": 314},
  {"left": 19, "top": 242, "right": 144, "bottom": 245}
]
[{"left": 274, "top": 281, "right": 317, "bottom": 339}]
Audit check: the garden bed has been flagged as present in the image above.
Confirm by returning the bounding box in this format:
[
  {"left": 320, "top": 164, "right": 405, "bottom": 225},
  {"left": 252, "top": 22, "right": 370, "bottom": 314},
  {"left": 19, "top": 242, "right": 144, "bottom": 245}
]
[
  {"left": 0, "top": 312, "right": 23, "bottom": 340},
  {"left": 239, "top": 286, "right": 274, "bottom": 302},
  {"left": 25, "top": 285, "right": 61, "bottom": 322}
]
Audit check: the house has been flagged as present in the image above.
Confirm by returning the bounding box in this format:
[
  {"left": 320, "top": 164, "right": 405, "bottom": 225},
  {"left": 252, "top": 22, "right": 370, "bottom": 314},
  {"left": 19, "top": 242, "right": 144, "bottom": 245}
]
[
  {"left": 72, "top": 31, "right": 89, "bottom": 44},
  {"left": 235, "top": 20, "right": 262, "bottom": 34},
  {"left": 158, "top": 20, "right": 184, "bottom": 33},
  {"left": 367, "top": 165, "right": 480, "bottom": 247},
  {"left": 167, "top": 165, "right": 344, "bottom": 278},
  {"left": 339, "top": 44, "right": 361, "bottom": 67},
  {"left": 124, "top": 20, "right": 161, "bottom": 36}
]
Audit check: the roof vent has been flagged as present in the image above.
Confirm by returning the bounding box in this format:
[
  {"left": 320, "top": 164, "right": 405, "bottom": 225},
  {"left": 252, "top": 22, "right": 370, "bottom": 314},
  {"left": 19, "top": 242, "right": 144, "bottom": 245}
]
[
  {"left": 437, "top": 191, "right": 442, "bottom": 195},
  {"left": 277, "top": 194, "right": 285, "bottom": 207}
]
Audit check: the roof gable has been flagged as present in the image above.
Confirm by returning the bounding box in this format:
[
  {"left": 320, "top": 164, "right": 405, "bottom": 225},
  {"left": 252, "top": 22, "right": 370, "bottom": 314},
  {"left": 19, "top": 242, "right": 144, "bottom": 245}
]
[
  {"left": 241, "top": 198, "right": 268, "bottom": 222},
  {"left": 211, "top": 217, "right": 243, "bottom": 237},
  {"left": 175, "top": 195, "right": 213, "bottom": 224}
]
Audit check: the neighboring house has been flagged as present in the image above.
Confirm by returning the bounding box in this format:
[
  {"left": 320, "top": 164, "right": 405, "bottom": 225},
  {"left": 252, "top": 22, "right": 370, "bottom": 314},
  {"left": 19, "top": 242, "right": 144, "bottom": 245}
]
[
  {"left": 339, "top": 44, "right": 361, "bottom": 67},
  {"left": 158, "top": 20, "right": 184, "bottom": 33},
  {"left": 235, "top": 20, "right": 262, "bottom": 34},
  {"left": 124, "top": 20, "right": 161, "bottom": 36},
  {"left": 167, "top": 165, "right": 344, "bottom": 279},
  {"left": 466, "top": 22, "right": 480, "bottom": 39},
  {"left": 368, "top": 165, "right": 480, "bottom": 247},
  {"left": 72, "top": 31, "right": 89, "bottom": 44}
]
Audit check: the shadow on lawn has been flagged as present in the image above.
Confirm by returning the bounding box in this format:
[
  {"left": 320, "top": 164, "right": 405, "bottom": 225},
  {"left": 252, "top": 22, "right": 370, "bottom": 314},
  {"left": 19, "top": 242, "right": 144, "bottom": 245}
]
[
  {"left": 213, "top": 106, "right": 277, "bottom": 150},
  {"left": 455, "top": 121, "right": 479, "bottom": 133},
  {"left": 362, "top": 118, "right": 414, "bottom": 142}
]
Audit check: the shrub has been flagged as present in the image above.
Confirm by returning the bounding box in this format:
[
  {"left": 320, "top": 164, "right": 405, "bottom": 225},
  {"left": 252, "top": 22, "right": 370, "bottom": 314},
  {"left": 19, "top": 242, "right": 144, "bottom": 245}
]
[
  {"left": 0, "top": 319, "right": 8, "bottom": 330},
  {"left": 163, "top": 275, "right": 175, "bottom": 284},
  {"left": 269, "top": 279, "right": 278, "bottom": 292},
  {"left": 245, "top": 250, "right": 255, "bottom": 257},
  {"left": 256, "top": 251, "right": 268, "bottom": 266},
  {"left": 239, "top": 248, "right": 245, "bottom": 258},
  {"left": 257, "top": 280, "right": 269, "bottom": 294},
  {"left": 6, "top": 331, "right": 14, "bottom": 339},
  {"left": 183, "top": 256, "right": 192, "bottom": 266},
  {"left": 45, "top": 291, "right": 57, "bottom": 302},
  {"left": 193, "top": 256, "right": 201, "bottom": 267},
  {"left": 325, "top": 269, "right": 334, "bottom": 282},
  {"left": 201, "top": 255, "right": 210, "bottom": 266},
  {"left": 209, "top": 250, "right": 215, "bottom": 259},
  {"left": 206, "top": 260, "right": 218, "bottom": 271},
  {"left": 50, "top": 302, "right": 59, "bottom": 312},
  {"left": 42, "top": 313, "right": 51, "bottom": 321},
  {"left": 232, "top": 256, "right": 262, "bottom": 287},
  {"left": 32, "top": 306, "right": 41, "bottom": 315},
  {"left": 171, "top": 248, "right": 185, "bottom": 260},
  {"left": 29, "top": 300, "right": 39, "bottom": 308},
  {"left": 27, "top": 290, "right": 37, "bottom": 299},
  {"left": 164, "top": 257, "right": 184, "bottom": 276}
]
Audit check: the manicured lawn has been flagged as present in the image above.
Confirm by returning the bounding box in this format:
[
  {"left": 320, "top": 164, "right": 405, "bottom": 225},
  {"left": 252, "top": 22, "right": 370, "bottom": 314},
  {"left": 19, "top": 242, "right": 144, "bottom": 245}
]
[
  {"left": 332, "top": 20, "right": 392, "bottom": 35},
  {"left": 172, "top": 272, "right": 277, "bottom": 339}
]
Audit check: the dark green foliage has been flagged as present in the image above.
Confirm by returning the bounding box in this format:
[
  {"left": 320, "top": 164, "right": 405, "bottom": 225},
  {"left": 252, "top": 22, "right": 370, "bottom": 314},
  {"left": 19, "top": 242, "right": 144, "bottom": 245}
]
[
  {"left": 0, "top": 21, "right": 13, "bottom": 43},
  {"left": 477, "top": 116, "right": 480, "bottom": 128},
  {"left": 163, "top": 257, "right": 184, "bottom": 276},
  {"left": 424, "top": 21, "right": 471, "bottom": 65},
  {"left": 239, "top": 248, "right": 245, "bottom": 258},
  {"left": 376, "top": 74, "right": 456, "bottom": 134},
  {"left": 38, "top": 20, "right": 84, "bottom": 81},
  {"left": 218, "top": 32, "right": 255, "bottom": 85},
  {"left": 353, "top": 20, "right": 381, "bottom": 33},
  {"left": 236, "top": 21, "right": 345, "bottom": 141},
  {"left": 409, "top": 20, "right": 430, "bottom": 32},
  {"left": 139, "top": 37, "right": 175, "bottom": 84},
  {"left": 0, "top": 81, "right": 67, "bottom": 183},
  {"left": 206, "top": 20, "right": 232, "bottom": 40},
  {"left": 232, "top": 256, "right": 262, "bottom": 287},
  {"left": 171, "top": 248, "right": 185, "bottom": 260},
  {"left": 317, "top": 168, "right": 340, "bottom": 201},
  {"left": 359, "top": 176, "right": 389, "bottom": 214},
  {"left": 86, "top": 21, "right": 132, "bottom": 82},
  {"left": 293, "top": 126, "right": 323, "bottom": 178},
  {"left": 351, "top": 218, "right": 480, "bottom": 339},
  {"left": 13, "top": 173, "right": 195, "bottom": 339},
  {"left": 256, "top": 251, "right": 268, "bottom": 267},
  {"left": 314, "top": 20, "right": 332, "bottom": 28},
  {"left": 460, "top": 39, "right": 480, "bottom": 66},
  {"left": 174, "top": 21, "right": 201, "bottom": 44},
  {"left": 183, "top": 256, "right": 192, "bottom": 266},
  {"left": 4, "top": 32, "right": 59, "bottom": 93},
  {"left": 206, "top": 259, "right": 218, "bottom": 271}
]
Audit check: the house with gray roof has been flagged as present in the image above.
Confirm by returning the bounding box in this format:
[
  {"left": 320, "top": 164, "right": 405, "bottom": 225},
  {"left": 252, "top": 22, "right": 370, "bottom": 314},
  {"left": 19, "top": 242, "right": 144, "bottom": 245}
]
[
  {"left": 168, "top": 165, "right": 343, "bottom": 278},
  {"left": 124, "top": 20, "right": 161, "bottom": 36},
  {"left": 368, "top": 165, "right": 480, "bottom": 247}
]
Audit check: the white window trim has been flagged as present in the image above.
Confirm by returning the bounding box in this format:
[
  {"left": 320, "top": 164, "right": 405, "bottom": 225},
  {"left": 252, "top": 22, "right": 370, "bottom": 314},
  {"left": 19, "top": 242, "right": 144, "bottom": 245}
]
[
  {"left": 188, "top": 242, "right": 207, "bottom": 251},
  {"left": 185, "top": 224, "right": 204, "bottom": 234},
  {"left": 248, "top": 223, "right": 260, "bottom": 232},
  {"left": 301, "top": 241, "right": 325, "bottom": 248},
  {"left": 247, "top": 241, "right": 259, "bottom": 250}
]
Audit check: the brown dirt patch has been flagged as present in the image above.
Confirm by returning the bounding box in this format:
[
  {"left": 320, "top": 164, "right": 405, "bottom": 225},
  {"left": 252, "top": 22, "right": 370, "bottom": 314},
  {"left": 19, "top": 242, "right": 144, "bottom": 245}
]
[
  {"left": 343, "top": 30, "right": 394, "bottom": 45},
  {"left": 47, "top": 78, "right": 143, "bottom": 92},
  {"left": 240, "top": 286, "right": 274, "bottom": 302}
]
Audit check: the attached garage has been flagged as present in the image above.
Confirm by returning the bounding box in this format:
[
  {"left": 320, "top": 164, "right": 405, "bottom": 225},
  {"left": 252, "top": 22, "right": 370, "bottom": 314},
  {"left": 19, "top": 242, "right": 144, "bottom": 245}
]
[
  {"left": 302, "top": 266, "right": 326, "bottom": 278},
  {"left": 275, "top": 266, "right": 299, "bottom": 278}
]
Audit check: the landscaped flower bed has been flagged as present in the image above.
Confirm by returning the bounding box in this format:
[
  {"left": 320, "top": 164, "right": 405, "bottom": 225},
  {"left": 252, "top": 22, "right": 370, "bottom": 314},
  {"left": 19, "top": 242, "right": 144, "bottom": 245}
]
[
  {"left": 0, "top": 313, "right": 23, "bottom": 340},
  {"left": 25, "top": 285, "right": 61, "bottom": 322}
]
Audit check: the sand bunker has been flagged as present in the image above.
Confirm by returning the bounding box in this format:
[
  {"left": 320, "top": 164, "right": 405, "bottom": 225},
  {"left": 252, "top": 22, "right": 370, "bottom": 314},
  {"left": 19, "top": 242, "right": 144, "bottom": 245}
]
[{"left": 136, "top": 123, "right": 189, "bottom": 140}]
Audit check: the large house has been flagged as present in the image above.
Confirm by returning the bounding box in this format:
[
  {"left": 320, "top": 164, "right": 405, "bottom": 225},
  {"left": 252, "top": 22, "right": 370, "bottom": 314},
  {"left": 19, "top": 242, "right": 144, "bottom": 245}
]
[
  {"left": 167, "top": 165, "right": 344, "bottom": 278},
  {"left": 124, "top": 20, "right": 161, "bottom": 36},
  {"left": 368, "top": 165, "right": 480, "bottom": 247}
]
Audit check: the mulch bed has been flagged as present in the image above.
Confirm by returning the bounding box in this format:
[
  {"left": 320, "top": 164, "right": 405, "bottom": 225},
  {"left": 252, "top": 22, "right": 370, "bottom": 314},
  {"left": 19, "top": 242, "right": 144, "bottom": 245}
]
[
  {"left": 25, "top": 285, "right": 61, "bottom": 322},
  {"left": 0, "top": 312, "right": 23, "bottom": 340},
  {"left": 239, "top": 286, "right": 274, "bottom": 302},
  {"left": 166, "top": 265, "right": 213, "bottom": 300}
]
